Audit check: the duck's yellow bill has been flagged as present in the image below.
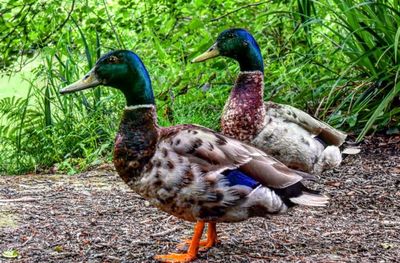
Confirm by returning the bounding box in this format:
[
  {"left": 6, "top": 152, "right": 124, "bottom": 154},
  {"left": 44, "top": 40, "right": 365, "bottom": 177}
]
[
  {"left": 191, "top": 43, "right": 220, "bottom": 63},
  {"left": 60, "top": 68, "right": 101, "bottom": 94}
]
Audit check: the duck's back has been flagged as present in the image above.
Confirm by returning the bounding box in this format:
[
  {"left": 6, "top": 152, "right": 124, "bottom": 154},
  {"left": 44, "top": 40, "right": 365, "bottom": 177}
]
[
  {"left": 134, "top": 125, "right": 290, "bottom": 223},
  {"left": 220, "top": 74, "right": 346, "bottom": 174},
  {"left": 252, "top": 102, "right": 324, "bottom": 172},
  {"left": 128, "top": 124, "right": 327, "bottom": 223}
]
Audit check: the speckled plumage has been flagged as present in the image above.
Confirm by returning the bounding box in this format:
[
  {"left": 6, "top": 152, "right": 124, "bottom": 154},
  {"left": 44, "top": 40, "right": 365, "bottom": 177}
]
[
  {"left": 221, "top": 71, "right": 346, "bottom": 174},
  {"left": 113, "top": 105, "right": 159, "bottom": 184},
  {"left": 222, "top": 71, "right": 266, "bottom": 142},
  {"left": 113, "top": 105, "right": 327, "bottom": 223}
]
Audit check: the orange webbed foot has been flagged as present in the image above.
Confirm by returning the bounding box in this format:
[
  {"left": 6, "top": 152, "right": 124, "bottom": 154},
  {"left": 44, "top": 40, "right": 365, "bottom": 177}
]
[
  {"left": 175, "top": 239, "right": 192, "bottom": 251},
  {"left": 198, "top": 238, "right": 219, "bottom": 251},
  {"left": 176, "top": 222, "right": 219, "bottom": 252},
  {"left": 154, "top": 253, "right": 196, "bottom": 263},
  {"left": 155, "top": 221, "right": 206, "bottom": 262},
  {"left": 176, "top": 238, "right": 220, "bottom": 252}
]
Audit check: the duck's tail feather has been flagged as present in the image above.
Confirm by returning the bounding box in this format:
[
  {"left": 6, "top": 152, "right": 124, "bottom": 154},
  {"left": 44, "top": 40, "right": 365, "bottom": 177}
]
[
  {"left": 342, "top": 147, "right": 361, "bottom": 155},
  {"left": 289, "top": 192, "right": 329, "bottom": 207},
  {"left": 274, "top": 182, "right": 329, "bottom": 207}
]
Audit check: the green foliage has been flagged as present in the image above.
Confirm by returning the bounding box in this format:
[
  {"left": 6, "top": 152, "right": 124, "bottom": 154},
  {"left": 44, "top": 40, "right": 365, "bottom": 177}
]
[
  {"left": 0, "top": 0, "right": 76, "bottom": 72},
  {"left": 0, "top": 72, "right": 116, "bottom": 175},
  {"left": 317, "top": 0, "right": 400, "bottom": 140},
  {"left": 0, "top": 23, "right": 120, "bottom": 174},
  {"left": 0, "top": 0, "right": 399, "bottom": 174}
]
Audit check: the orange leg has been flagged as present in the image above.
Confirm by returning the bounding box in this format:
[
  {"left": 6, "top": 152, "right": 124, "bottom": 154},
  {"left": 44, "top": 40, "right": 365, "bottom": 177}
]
[
  {"left": 154, "top": 221, "right": 205, "bottom": 263},
  {"left": 176, "top": 222, "right": 219, "bottom": 252},
  {"left": 201, "top": 222, "right": 219, "bottom": 250}
]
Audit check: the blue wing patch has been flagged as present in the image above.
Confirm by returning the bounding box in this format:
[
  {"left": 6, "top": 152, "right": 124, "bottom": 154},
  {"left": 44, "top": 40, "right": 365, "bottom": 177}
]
[{"left": 223, "top": 169, "right": 260, "bottom": 189}]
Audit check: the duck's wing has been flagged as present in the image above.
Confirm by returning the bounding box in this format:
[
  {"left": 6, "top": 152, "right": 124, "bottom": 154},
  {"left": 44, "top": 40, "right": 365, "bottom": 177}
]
[
  {"left": 161, "top": 125, "right": 312, "bottom": 189},
  {"left": 266, "top": 101, "right": 347, "bottom": 146}
]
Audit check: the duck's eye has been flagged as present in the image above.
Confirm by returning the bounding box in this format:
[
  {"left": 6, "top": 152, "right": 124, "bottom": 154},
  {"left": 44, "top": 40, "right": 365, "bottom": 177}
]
[{"left": 108, "top": 56, "right": 119, "bottom": 63}]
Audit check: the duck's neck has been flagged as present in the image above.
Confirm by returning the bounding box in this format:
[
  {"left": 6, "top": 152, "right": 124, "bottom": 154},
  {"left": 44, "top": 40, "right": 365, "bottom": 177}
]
[
  {"left": 118, "top": 57, "right": 155, "bottom": 106},
  {"left": 113, "top": 105, "right": 158, "bottom": 185},
  {"left": 236, "top": 48, "right": 264, "bottom": 72},
  {"left": 221, "top": 71, "right": 266, "bottom": 142}
]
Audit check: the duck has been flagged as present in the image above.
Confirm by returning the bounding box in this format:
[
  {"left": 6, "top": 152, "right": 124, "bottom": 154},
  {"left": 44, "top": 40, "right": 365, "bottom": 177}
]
[
  {"left": 60, "top": 50, "right": 329, "bottom": 263},
  {"left": 192, "top": 28, "right": 348, "bottom": 175}
]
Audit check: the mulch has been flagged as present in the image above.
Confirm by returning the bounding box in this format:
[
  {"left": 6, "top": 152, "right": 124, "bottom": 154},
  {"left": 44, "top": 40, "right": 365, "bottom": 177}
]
[{"left": 0, "top": 135, "right": 399, "bottom": 262}]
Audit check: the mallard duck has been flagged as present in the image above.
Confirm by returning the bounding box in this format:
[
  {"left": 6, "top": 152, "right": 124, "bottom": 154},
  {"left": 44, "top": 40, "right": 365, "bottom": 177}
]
[
  {"left": 60, "top": 50, "right": 328, "bottom": 263},
  {"left": 192, "top": 28, "right": 347, "bottom": 175}
]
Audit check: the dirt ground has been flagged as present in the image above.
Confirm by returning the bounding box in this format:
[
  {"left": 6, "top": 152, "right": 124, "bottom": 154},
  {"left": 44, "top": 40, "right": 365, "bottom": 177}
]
[{"left": 0, "top": 135, "right": 399, "bottom": 263}]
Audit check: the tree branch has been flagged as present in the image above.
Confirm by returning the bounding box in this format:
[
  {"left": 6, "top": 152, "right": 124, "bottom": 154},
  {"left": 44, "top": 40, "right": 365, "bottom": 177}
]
[{"left": 37, "top": 0, "right": 76, "bottom": 48}]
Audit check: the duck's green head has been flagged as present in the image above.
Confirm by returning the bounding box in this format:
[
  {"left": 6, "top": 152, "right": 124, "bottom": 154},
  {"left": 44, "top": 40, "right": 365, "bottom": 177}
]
[
  {"left": 60, "top": 50, "right": 154, "bottom": 106},
  {"left": 192, "top": 28, "right": 264, "bottom": 72}
]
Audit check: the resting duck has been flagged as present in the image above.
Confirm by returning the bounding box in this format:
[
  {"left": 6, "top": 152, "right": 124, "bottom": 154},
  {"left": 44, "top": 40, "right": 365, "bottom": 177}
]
[
  {"left": 192, "top": 28, "right": 347, "bottom": 175},
  {"left": 60, "top": 50, "right": 328, "bottom": 263}
]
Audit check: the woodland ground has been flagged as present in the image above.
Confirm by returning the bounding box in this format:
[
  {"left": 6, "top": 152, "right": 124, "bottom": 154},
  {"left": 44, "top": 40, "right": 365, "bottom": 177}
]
[{"left": 0, "top": 135, "right": 399, "bottom": 263}]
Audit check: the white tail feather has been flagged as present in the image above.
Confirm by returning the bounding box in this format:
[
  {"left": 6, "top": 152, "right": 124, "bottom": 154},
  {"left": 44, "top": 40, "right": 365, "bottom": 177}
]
[
  {"left": 342, "top": 147, "right": 361, "bottom": 155},
  {"left": 289, "top": 193, "right": 329, "bottom": 207}
]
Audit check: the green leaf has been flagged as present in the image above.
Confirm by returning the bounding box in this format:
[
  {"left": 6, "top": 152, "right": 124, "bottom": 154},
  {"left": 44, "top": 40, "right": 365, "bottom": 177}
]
[
  {"left": 2, "top": 249, "right": 19, "bottom": 258},
  {"left": 54, "top": 245, "right": 63, "bottom": 253},
  {"left": 347, "top": 114, "right": 358, "bottom": 127},
  {"left": 357, "top": 81, "right": 400, "bottom": 141}
]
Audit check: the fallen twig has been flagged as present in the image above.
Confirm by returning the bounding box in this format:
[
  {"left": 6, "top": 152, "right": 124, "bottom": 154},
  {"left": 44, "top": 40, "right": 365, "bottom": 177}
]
[
  {"left": 150, "top": 226, "right": 181, "bottom": 238},
  {"left": 0, "top": 197, "right": 38, "bottom": 203}
]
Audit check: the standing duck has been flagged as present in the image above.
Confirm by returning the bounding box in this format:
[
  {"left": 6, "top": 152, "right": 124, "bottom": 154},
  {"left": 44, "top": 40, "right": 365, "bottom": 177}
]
[
  {"left": 60, "top": 50, "right": 328, "bottom": 262},
  {"left": 192, "top": 28, "right": 347, "bottom": 175}
]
